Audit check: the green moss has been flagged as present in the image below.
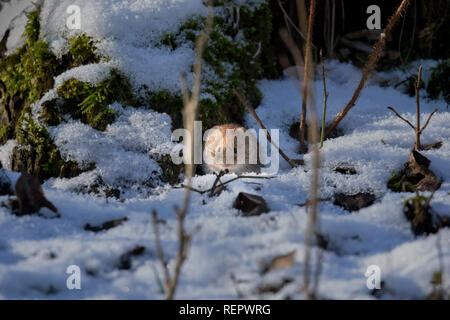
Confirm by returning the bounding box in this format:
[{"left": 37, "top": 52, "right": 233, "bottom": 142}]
[
  {"left": 68, "top": 35, "right": 100, "bottom": 67},
  {"left": 24, "top": 9, "right": 40, "bottom": 44},
  {"left": 147, "top": 90, "right": 184, "bottom": 129},
  {"left": 0, "top": 39, "right": 59, "bottom": 103},
  {"left": 387, "top": 170, "right": 416, "bottom": 192},
  {"left": 13, "top": 107, "right": 79, "bottom": 179},
  {"left": 0, "top": 7, "right": 115, "bottom": 179},
  {"left": 149, "top": 1, "right": 276, "bottom": 130},
  {"left": 427, "top": 59, "right": 450, "bottom": 100},
  {"left": 57, "top": 69, "right": 135, "bottom": 131},
  {"left": 0, "top": 124, "right": 13, "bottom": 144}
]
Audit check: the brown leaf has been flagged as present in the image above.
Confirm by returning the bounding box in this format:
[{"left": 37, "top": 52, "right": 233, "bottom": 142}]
[
  {"left": 333, "top": 193, "right": 376, "bottom": 211},
  {"left": 118, "top": 245, "right": 146, "bottom": 270},
  {"left": 421, "top": 141, "right": 443, "bottom": 150},
  {"left": 84, "top": 217, "right": 128, "bottom": 232},
  {"left": 405, "top": 150, "right": 441, "bottom": 192},
  {"left": 14, "top": 172, "right": 58, "bottom": 216}
]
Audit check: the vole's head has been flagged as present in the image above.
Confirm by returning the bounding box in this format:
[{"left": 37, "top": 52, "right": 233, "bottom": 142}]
[{"left": 203, "top": 124, "right": 260, "bottom": 174}]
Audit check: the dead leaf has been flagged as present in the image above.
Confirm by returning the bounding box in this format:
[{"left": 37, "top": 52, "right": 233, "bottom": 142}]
[
  {"left": 405, "top": 150, "right": 441, "bottom": 192},
  {"left": 421, "top": 141, "right": 443, "bottom": 150},
  {"left": 84, "top": 217, "right": 128, "bottom": 232},
  {"left": 333, "top": 193, "right": 376, "bottom": 211},
  {"left": 233, "top": 192, "right": 269, "bottom": 217},
  {"left": 118, "top": 245, "right": 146, "bottom": 270},
  {"left": 14, "top": 172, "right": 58, "bottom": 216}
]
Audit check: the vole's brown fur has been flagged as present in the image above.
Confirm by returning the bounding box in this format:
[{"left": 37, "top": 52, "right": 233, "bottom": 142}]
[
  {"left": 15, "top": 172, "right": 57, "bottom": 215},
  {"left": 203, "top": 123, "right": 261, "bottom": 175}
]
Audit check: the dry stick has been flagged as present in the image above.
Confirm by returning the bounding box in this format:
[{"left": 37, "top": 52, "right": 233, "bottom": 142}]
[
  {"left": 152, "top": 5, "right": 213, "bottom": 300},
  {"left": 209, "top": 169, "right": 228, "bottom": 197},
  {"left": 283, "top": 1, "right": 321, "bottom": 299},
  {"left": 151, "top": 210, "right": 170, "bottom": 288},
  {"left": 181, "top": 175, "right": 274, "bottom": 195},
  {"left": 387, "top": 106, "right": 415, "bottom": 129},
  {"left": 319, "top": 50, "right": 328, "bottom": 148},
  {"left": 415, "top": 66, "right": 422, "bottom": 150},
  {"left": 232, "top": 88, "right": 297, "bottom": 168},
  {"left": 325, "top": 0, "right": 411, "bottom": 138},
  {"left": 298, "top": 0, "right": 317, "bottom": 154},
  {"left": 387, "top": 66, "right": 438, "bottom": 150}
]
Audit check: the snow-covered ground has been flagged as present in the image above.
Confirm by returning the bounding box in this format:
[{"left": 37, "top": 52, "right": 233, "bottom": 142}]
[
  {"left": 1, "top": 61, "right": 449, "bottom": 299},
  {"left": 0, "top": 0, "right": 449, "bottom": 300}
]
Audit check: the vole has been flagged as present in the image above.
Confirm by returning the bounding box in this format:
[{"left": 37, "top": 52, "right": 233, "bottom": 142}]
[
  {"left": 14, "top": 171, "right": 58, "bottom": 216},
  {"left": 203, "top": 123, "right": 261, "bottom": 175}
]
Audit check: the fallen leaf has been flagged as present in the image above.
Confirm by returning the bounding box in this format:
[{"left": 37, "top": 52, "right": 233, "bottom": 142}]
[
  {"left": 118, "top": 245, "right": 146, "bottom": 270},
  {"left": 405, "top": 150, "right": 441, "bottom": 192},
  {"left": 333, "top": 193, "right": 376, "bottom": 211},
  {"left": 84, "top": 217, "right": 128, "bottom": 232}
]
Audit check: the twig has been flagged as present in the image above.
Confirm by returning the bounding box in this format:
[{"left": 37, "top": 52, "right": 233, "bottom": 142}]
[
  {"left": 152, "top": 210, "right": 171, "bottom": 289},
  {"left": 387, "top": 106, "right": 415, "bottom": 129},
  {"left": 232, "top": 88, "right": 297, "bottom": 168},
  {"left": 415, "top": 66, "right": 422, "bottom": 150},
  {"left": 418, "top": 109, "right": 438, "bottom": 134},
  {"left": 276, "top": 0, "right": 316, "bottom": 50},
  {"left": 152, "top": 4, "right": 213, "bottom": 300},
  {"left": 181, "top": 175, "right": 275, "bottom": 195},
  {"left": 319, "top": 50, "right": 328, "bottom": 148},
  {"left": 297, "top": 0, "right": 317, "bottom": 154},
  {"left": 209, "top": 169, "right": 228, "bottom": 197},
  {"left": 283, "top": 0, "right": 321, "bottom": 300},
  {"left": 388, "top": 66, "right": 438, "bottom": 150},
  {"left": 25, "top": 44, "right": 37, "bottom": 65},
  {"left": 325, "top": 0, "right": 411, "bottom": 138}
]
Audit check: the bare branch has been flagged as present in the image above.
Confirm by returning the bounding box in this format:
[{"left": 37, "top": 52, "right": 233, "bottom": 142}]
[
  {"left": 325, "top": 0, "right": 412, "bottom": 138},
  {"left": 152, "top": 4, "right": 214, "bottom": 300},
  {"left": 418, "top": 108, "right": 438, "bottom": 134},
  {"left": 151, "top": 210, "right": 171, "bottom": 290},
  {"left": 232, "top": 88, "right": 297, "bottom": 168},
  {"left": 387, "top": 106, "right": 416, "bottom": 130}
]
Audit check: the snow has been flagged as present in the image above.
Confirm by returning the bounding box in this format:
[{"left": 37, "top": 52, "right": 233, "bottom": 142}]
[
  {"left": 0, "top": 0, "right": 449, "bottom": 300},
  {"left": 47, "top": 104, "right": 175, "bottom": 197}
]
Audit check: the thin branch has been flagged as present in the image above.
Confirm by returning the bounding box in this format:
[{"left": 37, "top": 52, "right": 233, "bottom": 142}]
[
  {"left": 276, "top": 0, "right": 316, "bottom": 49},
  {"left": 181, "top": 175, "right": 275, "bottom": 195},
  {"left": 151, "top": 209, "right": 171, "bottom": 289},
  {"left": 232, "top": 88, "right": 297, "bottom": 168},
  {"left": 325, "top": 0, "right": 411, "bottom": 138},
  {"left": 418, "top": 108, "right": 438, "bottom": 134},
  {"left": 152, "top": 4, "right": 214, "bottom": 300},
  {"left": 298, "top": 0, "right": 317, "bottom": 154},
  {"left": 209, "top": 169, "right": 228, "bottom": 197},
  {"left": 387, "top": 106, "right": 415, "bottom": 130}
]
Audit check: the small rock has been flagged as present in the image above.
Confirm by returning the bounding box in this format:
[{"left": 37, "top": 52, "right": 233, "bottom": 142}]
[{"left": 233, "top": 192, "right": 269, "bottom": 217}]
